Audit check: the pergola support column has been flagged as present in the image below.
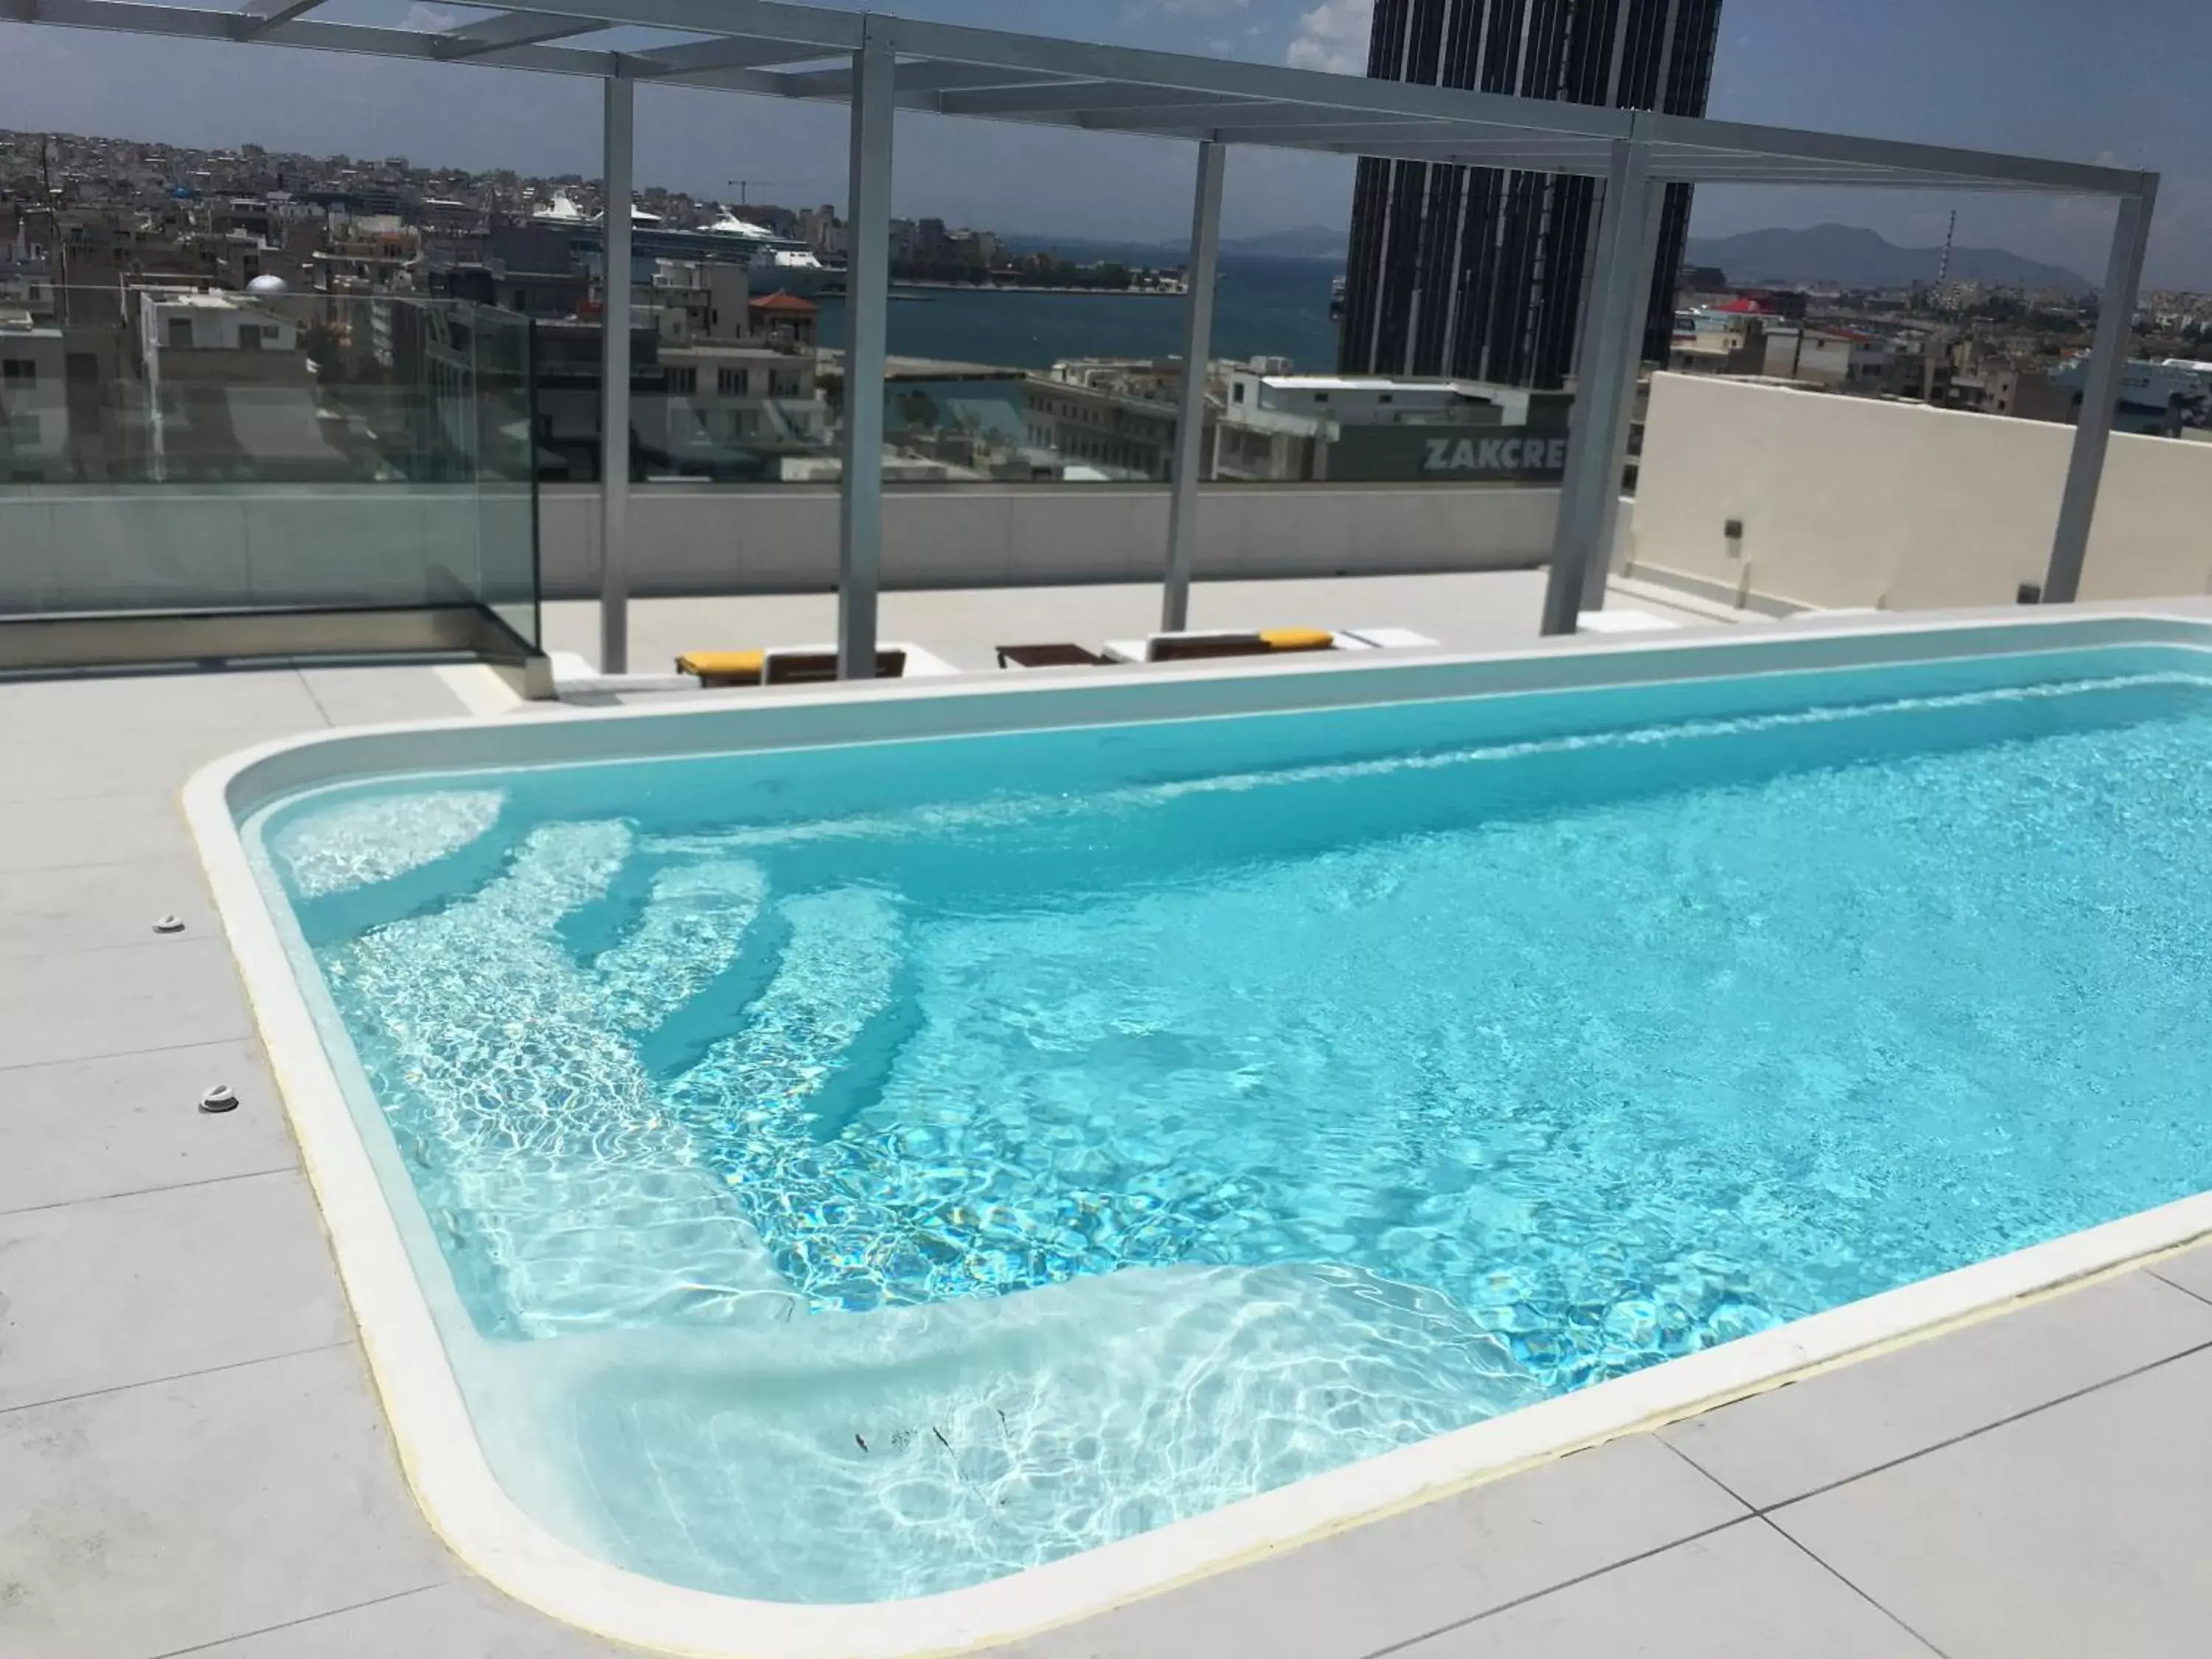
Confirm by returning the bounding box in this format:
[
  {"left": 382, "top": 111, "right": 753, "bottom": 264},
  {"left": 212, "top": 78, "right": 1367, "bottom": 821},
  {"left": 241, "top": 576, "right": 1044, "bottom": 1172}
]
[
  {"left": 597, "top": 73, "right": 633, "bottom": 673},
  {"left": 1162, "top": 139, "right": 1226, "bottom": 634},
  {"left": 837, "top": 18, "right": 895, "bottom": 678},
  {"left": 2044, "top": 181, "right": 2156, "bottom": 605},
  {"left": 1542, "top": 139, "right": 1663, "bottom": 636}
]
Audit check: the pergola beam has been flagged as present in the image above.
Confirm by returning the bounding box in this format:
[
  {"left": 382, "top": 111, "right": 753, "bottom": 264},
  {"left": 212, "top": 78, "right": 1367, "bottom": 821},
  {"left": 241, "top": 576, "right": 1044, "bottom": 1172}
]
[
  {"left": 18, "top": 0, "right": 2153, "bottom": 200},
  {"left": 434, "top": 10, "right": 602, "bottom": 60},
  {"left": 775, "top": 57, "right": 1073, "bottom": 100},
  {"left": 934, "top": 80, "right": 1234, "bottom": 119},
  {"left": 233, "top": 0, "right": 321, "bottom": 38},
  {"left": 618, "top": 33, "right": 830, "bottom": 80},
  {"left": 1093, "top": 102, "right": 1433, "bottom": 136},
  {"left": 1640, "top": 110, "right": 2144, "bottom": 198}
]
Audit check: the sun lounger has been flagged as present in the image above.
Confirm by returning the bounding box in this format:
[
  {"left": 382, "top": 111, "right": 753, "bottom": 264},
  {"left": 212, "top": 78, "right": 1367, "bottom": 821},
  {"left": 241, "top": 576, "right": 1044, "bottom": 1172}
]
[
  {"left": 1099, "top": 627, "right": 1338, "bottom": 664},
  {"left": 675, "top": 644, "right": 953, "bottom": 686},
  {"left": 995, "top": 643, "right": 1110, "bottom": 669},
  {"left": 1099, "top": 626, "right": 1438, "bottom": 665}
]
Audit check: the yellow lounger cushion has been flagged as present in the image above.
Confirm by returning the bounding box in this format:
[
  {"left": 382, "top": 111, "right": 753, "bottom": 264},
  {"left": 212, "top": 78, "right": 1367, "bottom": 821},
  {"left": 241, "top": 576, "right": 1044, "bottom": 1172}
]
[
  {"left": 1260, "top": 627, "right": 1335, "bottom": 652},
  {"left": 676, "top": 649, "right": 765, "bottom": 681}
]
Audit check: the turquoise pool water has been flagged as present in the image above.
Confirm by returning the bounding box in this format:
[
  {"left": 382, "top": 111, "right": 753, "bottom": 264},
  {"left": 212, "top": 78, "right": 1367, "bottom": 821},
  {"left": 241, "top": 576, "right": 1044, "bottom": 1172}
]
[{"left": 254, "top": 645, "right": 2212, "bottom": 1603}]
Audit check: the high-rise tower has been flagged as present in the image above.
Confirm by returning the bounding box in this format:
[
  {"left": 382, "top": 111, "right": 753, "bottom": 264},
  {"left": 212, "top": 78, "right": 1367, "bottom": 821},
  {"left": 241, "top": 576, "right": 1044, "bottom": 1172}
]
[{"left": 1337, "top": 0, "right": 1725, "bottom": 387}]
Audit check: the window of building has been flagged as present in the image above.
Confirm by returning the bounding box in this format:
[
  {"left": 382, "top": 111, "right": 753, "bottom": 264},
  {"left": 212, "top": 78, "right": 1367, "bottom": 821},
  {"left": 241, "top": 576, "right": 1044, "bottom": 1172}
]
[
  {"left": 1232, "top": 383, "right": 1245, "bottom": 403},
  {"left": 718, "top": 366, "right": 750, "bottom": 396},
  {"left": 167, "top": 317, "right": 193, "bottom": 349},
  {"left": 237, "top": 325, "right": 264, "bottom": 352},
  {"left": 0, "top": 359, "right": 33, "bottom": 385},
  {"left": 666, "top": 366, "right": 698, "bottom": 394}
]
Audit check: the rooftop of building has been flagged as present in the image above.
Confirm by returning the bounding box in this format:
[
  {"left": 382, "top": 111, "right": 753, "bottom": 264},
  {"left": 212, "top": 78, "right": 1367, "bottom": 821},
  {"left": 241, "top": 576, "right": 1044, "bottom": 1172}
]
[{"left": 15, "top": 588, "right": 2212, "bottom": 1658}]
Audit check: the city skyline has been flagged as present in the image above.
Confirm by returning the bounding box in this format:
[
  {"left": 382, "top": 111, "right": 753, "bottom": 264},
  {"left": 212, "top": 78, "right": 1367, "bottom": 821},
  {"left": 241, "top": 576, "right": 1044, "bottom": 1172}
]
[{"left": 0, "top": 0, "right": 2203, "bottom": 286}]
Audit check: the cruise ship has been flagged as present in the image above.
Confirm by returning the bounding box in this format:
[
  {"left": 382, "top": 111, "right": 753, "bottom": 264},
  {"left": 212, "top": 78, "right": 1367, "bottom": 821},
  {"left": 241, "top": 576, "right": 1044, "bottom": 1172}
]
[{"left": 532, "top": 193, "right": 841, "bottom": 298}]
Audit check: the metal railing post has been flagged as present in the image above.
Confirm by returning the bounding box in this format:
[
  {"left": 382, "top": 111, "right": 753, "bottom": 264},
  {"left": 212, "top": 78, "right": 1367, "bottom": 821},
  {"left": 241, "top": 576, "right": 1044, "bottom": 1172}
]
[
  {"left": 597, "top": 73, "right": 633, "bottom": 674},
  {"left": 2045, "top": 181, "right": 2156, "bottom": 605},
  {"left": 837, "top": 18, "right": 895, "bottom": 679},
  {"left": 1162, "top": 139, "right": 1225, "bottom": 634}
]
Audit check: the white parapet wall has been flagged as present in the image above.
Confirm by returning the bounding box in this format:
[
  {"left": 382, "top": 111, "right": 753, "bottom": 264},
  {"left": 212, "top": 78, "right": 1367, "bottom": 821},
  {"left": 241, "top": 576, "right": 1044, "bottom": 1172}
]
[
  {"left": 533, "top": 481, "right": 1561, "bottom": 598},
  {"left": 0, "top": 481, "right": 1561, "bottom": 614},
  {"left": 1630, "top": 372, "right": 2212, "bottom": 612}
]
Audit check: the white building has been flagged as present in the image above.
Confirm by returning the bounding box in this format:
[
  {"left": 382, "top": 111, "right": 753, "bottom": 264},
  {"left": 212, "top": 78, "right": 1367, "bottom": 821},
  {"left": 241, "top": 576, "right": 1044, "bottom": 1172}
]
[
  {"left": 1222, "top": 368, "right": 1562, "bottom": 425},
  {"left": 134, "top": 289, "right": 307, "bottom": 481},
  {"left": 653, "top": 342, "right": 827, "bottom": 476},
  {"left": 1217, "top": 366, "right": 1572, "bottom": 483},
  {"left": 1759, "top": 326, "right": 1894, "bottom": 390},
  {"left": 643, "top": 259, "right": 748, "bottom": 345}
]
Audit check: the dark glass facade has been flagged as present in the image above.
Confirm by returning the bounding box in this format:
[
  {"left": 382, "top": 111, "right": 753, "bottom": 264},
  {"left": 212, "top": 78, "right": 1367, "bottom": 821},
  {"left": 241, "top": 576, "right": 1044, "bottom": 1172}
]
[{"left": 1337, "top": 0, "right": 1725, "bottom": 387}]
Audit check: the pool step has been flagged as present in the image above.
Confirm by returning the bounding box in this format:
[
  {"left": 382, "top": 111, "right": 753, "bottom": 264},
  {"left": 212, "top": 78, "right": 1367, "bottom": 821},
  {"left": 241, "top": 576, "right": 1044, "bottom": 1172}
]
[
  {"left": 595, "top": 860, "right": 768, "bottom": 1035},
  {"left": 330, "top": 824, "right": 795, "bottom": 1338}
]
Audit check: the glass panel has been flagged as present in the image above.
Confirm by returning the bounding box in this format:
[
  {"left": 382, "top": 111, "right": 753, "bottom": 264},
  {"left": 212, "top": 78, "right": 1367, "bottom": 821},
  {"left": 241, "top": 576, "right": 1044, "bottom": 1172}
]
[
  {"left": 0, "top": 285, "right": 540, "bottom": 653},
  {"left": 474, "top": 307, "right": 540, "bottom": 650}
]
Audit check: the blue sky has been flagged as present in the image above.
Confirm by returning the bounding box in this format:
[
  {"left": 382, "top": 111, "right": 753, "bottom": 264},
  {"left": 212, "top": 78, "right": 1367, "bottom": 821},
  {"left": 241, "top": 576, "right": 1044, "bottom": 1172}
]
[{"left": 0, "top": 0, "right": 2198, "bottom": 286}]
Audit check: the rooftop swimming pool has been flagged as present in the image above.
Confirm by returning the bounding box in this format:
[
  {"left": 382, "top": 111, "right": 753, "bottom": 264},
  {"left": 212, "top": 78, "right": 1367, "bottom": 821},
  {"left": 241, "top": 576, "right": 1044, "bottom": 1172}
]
[{"left": 200, "top": 618, "right": 2212, "bottom": 1653}]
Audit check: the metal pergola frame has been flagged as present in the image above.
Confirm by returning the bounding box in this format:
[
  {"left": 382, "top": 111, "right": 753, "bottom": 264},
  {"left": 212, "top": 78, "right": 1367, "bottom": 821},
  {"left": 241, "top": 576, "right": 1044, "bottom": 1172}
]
[{"left": 10, "top": 0, "right": 2156, "bottom": 669}]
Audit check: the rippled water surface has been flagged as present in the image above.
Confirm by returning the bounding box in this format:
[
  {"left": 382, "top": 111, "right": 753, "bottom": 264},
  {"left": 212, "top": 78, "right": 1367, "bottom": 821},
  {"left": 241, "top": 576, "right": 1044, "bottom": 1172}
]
[{"left": 257, "top": 661, "right": 2212, "bottom": 1601}]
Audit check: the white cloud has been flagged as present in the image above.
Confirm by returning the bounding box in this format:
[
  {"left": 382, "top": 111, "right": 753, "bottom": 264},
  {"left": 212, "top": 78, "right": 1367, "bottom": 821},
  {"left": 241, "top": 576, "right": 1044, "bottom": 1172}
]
[
  {"left": 1141, "top": 0, "right": 1250, "bottom": 15},
  {"left": 398, "top": 3, "right": 459, "bottom": 32},
  {"left": 1286, "top": 0, "right": 1371, "bottom": 75}
]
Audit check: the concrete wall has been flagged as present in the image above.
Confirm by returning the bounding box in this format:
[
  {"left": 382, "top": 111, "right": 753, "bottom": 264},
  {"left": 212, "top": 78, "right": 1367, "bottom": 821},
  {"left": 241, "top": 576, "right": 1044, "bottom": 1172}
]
[
  {"left": 0, "top": 481, "right": 1560, "bottom": 616},
  {"left": 536, "top": 481, "right": 1559, "bottom": 597},
  {"left": 1630, "top": 372, "right": 2212, "bottom": 611}
]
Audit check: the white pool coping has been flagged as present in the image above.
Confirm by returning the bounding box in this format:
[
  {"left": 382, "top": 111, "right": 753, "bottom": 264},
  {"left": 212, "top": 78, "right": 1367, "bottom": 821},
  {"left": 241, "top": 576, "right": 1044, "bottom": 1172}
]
[{"left": 184, "top": 605, "right": 2212, "bottom": 1659}]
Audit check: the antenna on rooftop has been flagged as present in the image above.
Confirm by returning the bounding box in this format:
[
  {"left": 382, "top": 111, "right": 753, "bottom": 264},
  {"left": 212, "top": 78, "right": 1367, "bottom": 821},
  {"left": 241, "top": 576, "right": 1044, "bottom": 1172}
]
[
  {"left": 726, "top": 179, "right": 793, "bottom": 206},
  {"left": 1936, "top": 208, "right": 1958, "bottom": 289}
]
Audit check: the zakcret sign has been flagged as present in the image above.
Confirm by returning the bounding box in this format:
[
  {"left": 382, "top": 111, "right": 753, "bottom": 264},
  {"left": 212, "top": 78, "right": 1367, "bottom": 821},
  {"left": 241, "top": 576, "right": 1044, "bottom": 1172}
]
[
  {"left": 1326, "top": 423, "right": 1572, "bottom": 483},
  {"left": 1420, "top": 433, "right": 1571, "bottom": 474}
]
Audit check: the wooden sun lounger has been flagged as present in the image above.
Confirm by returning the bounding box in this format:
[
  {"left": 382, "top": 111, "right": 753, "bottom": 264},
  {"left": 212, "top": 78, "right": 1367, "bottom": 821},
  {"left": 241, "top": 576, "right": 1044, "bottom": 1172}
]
[
  {"left": 765, "top": 648, "right": 906, "bottom": 686},
  {"left": 995, "top": 642, "right": 1110, "bottom": 669},
  {"left": 675, "top": 647, "right": 908, "bottom": 687}
]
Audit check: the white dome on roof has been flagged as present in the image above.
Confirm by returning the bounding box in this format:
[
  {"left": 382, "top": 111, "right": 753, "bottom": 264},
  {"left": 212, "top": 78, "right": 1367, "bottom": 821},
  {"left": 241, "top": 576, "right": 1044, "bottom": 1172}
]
[{"left": 247, "top": 274, "right": 288, "bottom": 295}]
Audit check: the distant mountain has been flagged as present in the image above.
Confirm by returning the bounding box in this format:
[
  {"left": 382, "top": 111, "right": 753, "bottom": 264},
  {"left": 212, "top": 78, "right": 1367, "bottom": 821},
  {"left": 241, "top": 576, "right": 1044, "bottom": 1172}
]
[{"left": 1683, "top": 223, "right": 2091, "bottom": 293}]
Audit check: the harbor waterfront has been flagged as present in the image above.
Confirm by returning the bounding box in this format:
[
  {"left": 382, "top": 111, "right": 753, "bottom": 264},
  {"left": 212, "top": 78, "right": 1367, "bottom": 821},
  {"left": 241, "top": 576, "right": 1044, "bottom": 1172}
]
[{"left": 812, "top": 253, "right": 1346, "bottom": 372}]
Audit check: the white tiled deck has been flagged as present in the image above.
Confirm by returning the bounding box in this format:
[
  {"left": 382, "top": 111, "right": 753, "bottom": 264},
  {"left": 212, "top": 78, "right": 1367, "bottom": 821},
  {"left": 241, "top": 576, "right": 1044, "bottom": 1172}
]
[
  {"left": 7, "top": 608, "right": 2212, "bottom": 1658},
  {"left": 538, "top": 568, "right": 1726, "bottom": 675}
]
